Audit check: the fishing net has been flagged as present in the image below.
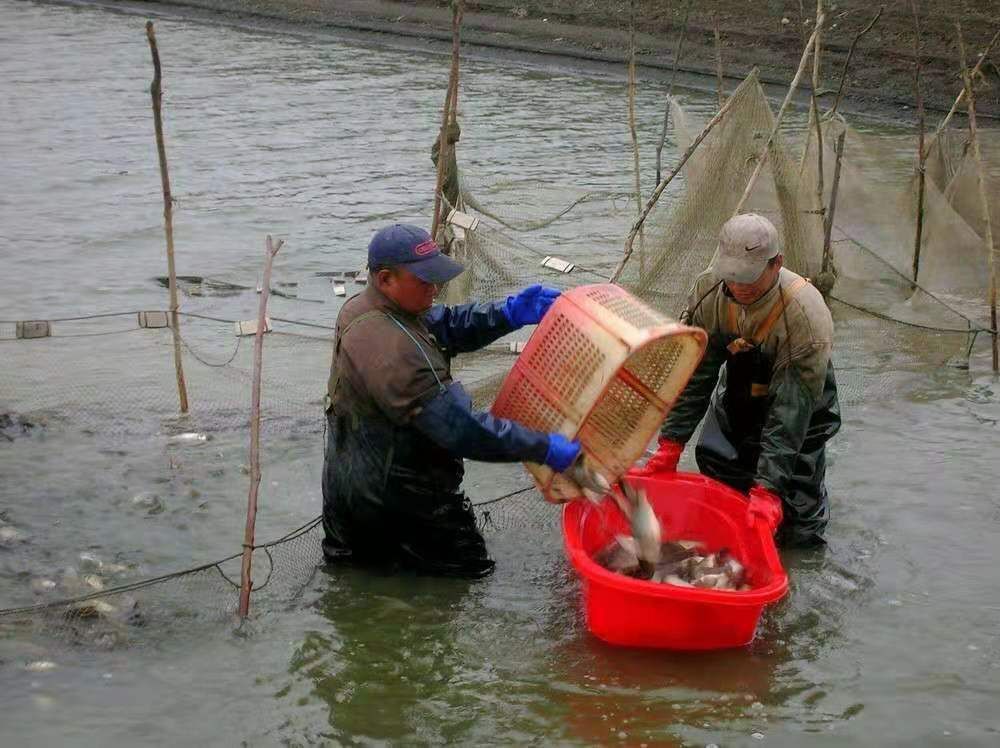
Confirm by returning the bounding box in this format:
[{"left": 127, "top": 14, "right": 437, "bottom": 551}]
[{"left": 436, "top": 73, "right": 996, "bottom": 409}]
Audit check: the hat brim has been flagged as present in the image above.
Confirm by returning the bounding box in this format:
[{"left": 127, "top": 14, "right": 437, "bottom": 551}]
[
  {"left": 711, "top": 252, "right": 770, "bottom": 284},
  {"left": 408, "top": 252, "right": 465, "bottom": 284}
]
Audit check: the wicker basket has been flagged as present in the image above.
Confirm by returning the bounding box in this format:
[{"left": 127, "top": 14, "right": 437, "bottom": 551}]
[{"left": 491, "top": 284, "right": 707, "bottom": 502}]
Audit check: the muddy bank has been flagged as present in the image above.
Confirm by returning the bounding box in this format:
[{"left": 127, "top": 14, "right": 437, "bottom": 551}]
[{"left": 92, "top": 0, "right": 1000, "bottom": 121}]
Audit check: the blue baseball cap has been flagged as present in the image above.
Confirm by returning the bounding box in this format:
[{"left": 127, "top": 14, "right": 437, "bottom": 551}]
[{"left": 367, "top": 224, "right": 465, "bottom": 284}]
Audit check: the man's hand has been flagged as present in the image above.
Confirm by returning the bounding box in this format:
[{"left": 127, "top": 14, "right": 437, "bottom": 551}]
[
  {"left": 630, "top": 437, "right": 683, "bottom": 476},
  {"left": 502, "top": 285, "right": 561, "bottom": 328},
  {"left": 747, "top": 485, "right": 783, "bottom": 532}
]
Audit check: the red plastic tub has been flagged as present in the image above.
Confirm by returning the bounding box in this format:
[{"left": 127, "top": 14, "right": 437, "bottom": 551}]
[{"left": 562, "top": 472, "right": 789, "bottom": 650}]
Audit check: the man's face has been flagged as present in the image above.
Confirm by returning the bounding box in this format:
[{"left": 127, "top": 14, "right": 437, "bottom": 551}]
[
  {"left": 375, "top": 266, "right": 439, "bottom": 314},
  {"left": 724, "top": 255, "right": 783, "bottom": 305}
]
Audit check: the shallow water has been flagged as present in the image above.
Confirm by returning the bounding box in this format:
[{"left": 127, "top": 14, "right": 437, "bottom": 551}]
[{"left": 2, "top": 1, "right": 1000, "bottom": 745}]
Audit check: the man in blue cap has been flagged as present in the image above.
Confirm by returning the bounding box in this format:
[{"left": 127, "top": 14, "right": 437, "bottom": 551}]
[{"left": 322, "top": 223, "right": 580, "bottom": 577}]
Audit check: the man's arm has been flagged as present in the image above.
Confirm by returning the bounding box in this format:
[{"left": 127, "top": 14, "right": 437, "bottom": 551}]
[
  {"left": 411, "top": 381, "right": 552, "bottom": 464},
  {"left": 424, "top": 301, "right": 515, "bottom": 357},
  {"left": 424, "top": 285, "right": 560, "bottom": 356}
]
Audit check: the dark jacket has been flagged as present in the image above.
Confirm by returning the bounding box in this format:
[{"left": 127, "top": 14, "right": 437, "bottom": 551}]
[{"left": 322, "top": 284, "right": 548, "bottom": 576}]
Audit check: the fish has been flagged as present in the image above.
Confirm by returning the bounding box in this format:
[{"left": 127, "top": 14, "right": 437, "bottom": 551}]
[
  {"left": 31, "top": 578, "right": 57, "bottom": 594},
  {"left": 82, "top": 575, "right": 105, "bottom": 591},
  {"left": 594, "top": 535, "right": 642, "bottom": 577},
  {"left": 0, "top": 525, "right": 25, "bottom": 545},
  {"left": 167, "top": 432, "right": 210, "bottom": 445},
  {"left": 619, "top": 481, "right": 662, "bottom": 575},
  {"left": 67, "top": 599, "right": 116, "bottom": 620},
  {"left": 565, "top": 455, "right": 611, "bottom": 503},
  {"left": 24, "top": 661, "right": 57, "bottom": 673},
  {"left": 130, "top": 492, "right": 164, "bottom": 515},
  {"left": 78, "top": 552, "right": 103, "bottom": 572},
  {"left": 595, "top": 537, "right": 752, "bottom": 592}
]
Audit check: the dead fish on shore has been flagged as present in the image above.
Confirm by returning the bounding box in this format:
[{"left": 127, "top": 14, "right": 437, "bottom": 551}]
[
  {"left": 0, "top": 525, "right": 27, "bottom": 545},
  {"left": 130, "top": 492, "right": 164, "bottom": 515},
  {"left": 31, "top": 578, "right": 58, "bottom": 594},
  {"left": 167, "top": 432, "right": 210, "bottom": 446},
  {"left": 24, "top": 660, "right": 57, "bottom": 673},
  {"left": 595, "top": 535, "right": 750, "bottom": 592}
]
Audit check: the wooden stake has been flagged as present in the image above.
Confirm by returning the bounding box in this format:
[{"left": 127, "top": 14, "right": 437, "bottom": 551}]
[
  {"left": 924, "top": 29, "right": 999, "bottom": 160},
  {"left": 146, "top": 21, "right": 189, "bottom": 415},
  {"left": 808, "top": 1, "right": 826, "bottom": 236},
  {"left": 626, "top": 0, "right": 645, "bottom": 277},
  {"left": 957, "top": 25, "right": 998, "bottom": 372},
  {"left": 826, "top": 5, "right": 882, "bottom": 119},
  {"left": 822, "top": 129, "right": 846, "bottom": 274},
  {"left": 734, "top": 21, "right": 822, "bottom": 216},
  {"left": 910, "top": 0, "right": 927, "bottom": 285},
  {"left": 713, "top": 18, "right": 725, "bottom": 110},
  {"left": 654, "top": 0, "right": 692, "bottom": 185},
  {"left": 239, "top": 234, "right": 283, "bottom": 619},
  {"left": 611, "top": 71, "right": 751, "bottom": 284},
  {"left": 431, "top": 1, "right": 464, "bottom": 241}
]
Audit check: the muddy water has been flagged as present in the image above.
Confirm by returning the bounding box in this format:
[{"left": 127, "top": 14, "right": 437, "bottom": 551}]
[{"left": 2, "top": 1, "right": 999, "bottom": 745}]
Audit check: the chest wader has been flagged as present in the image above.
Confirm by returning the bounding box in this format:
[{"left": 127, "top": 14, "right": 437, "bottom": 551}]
[
  {"left": 322, "top": 311, "right": 494, "bottom": 578},
  {"left": 695, "top": 278, "right": 809, "bottom": 493}
]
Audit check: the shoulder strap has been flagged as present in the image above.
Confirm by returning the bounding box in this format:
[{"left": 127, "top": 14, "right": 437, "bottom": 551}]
[
  {"left": 341, "top": 309, "right": 446, "bottom": 395},
  {"left": 381, "top": 312, "right": 447, "bottom": 394},
  {"left": 751, "top": 276, "right": 810, "bottom": 345}
]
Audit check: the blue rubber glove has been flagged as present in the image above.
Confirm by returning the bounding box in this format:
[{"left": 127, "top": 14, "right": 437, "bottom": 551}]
[
  {"left": 502, "top": 285, "right": 561, "bottom": 328},
  {"left": 544, "top": 434, "right": 581, "bottom": 472}
]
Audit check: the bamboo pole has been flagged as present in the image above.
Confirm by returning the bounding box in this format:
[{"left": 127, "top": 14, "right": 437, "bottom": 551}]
[
  {"left": 714, "top": 18, "right": 725, "bottom": 110},
  {"left": 821, "top": 129, "right": 846, "bottom": 274},
  {"left": 827, "top": 5, "right": 883, "bottom": 119},
  {"left": 910, "top": 0, "right": 927, "bottom": 285},
  {"left": 808, "top": 1, "right": 826, "bottom": 232},
  {"left": 923, "top": 29, "right": 999, "bottom": 160},
  {"left": 626, "top": 0, "right": 645, "bottom": 277},
  {"left": 733, "top": 21, "right": 822, "bottom": 216},
  {"left": 431, "top": 1, "right": 464, "bottom": 241},
  {"left": 611, "top": 72, "right": 752, "bottom": 284},
  {"left": 654, "top": 0, "right": 692, "bottom": 185},
  {"left": 146, "top": 21, "right": 189, "bottom": 415},
  {"left": 238, "top": 234, "right": 283, "bottom": 619},
  {"left": 957, "top": 25, "right": 998, "bottom": 372}
]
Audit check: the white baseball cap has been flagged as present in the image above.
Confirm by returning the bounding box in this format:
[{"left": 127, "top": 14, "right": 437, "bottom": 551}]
[{"left": 711, "top": 213, "right": 780, "bottom": 284}]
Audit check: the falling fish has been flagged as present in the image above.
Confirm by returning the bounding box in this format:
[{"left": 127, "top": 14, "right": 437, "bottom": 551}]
[
  {"left": 619, "top": 481, "right": 662, "bottom": 575},
  {"left": 167, "top": 432, "right": 210, "bottom": 445},
  {"left": 565, "top": 455, "right": 611, "bottom": 503}
]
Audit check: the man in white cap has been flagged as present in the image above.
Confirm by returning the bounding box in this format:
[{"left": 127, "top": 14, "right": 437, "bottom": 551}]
[{"left": 636, "top": 213, "right": 841, "bottom": 547}]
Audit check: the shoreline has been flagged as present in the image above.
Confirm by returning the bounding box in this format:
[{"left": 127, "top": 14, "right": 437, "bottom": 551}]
[{"left": 41, "top": 0, "right": 1000, "bottom": 125}]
